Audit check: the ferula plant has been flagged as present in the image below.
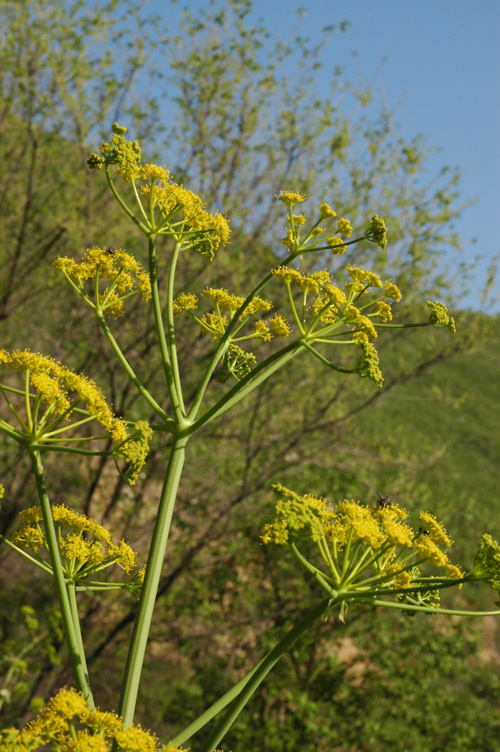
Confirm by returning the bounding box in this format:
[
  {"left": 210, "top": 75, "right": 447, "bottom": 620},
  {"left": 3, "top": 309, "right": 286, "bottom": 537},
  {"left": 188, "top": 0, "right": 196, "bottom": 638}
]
[{"left": 1, "top": 122, "right": 499, "bottom": 752}]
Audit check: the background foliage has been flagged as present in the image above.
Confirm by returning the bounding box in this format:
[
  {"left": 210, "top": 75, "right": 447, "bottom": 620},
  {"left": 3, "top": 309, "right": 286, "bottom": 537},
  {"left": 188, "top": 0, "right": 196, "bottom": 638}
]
[{"left": 0, "top": 1, "right": 499, "bottom": 749}]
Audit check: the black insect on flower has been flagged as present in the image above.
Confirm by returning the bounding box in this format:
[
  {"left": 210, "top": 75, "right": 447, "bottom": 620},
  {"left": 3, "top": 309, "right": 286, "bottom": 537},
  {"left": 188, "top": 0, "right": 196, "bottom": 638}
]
[
  {"left": 375, "top": 489, "right": 393, "bottom": 509},
  {"left": 105, "top": 246, "right": 116, "bottom": 255}
]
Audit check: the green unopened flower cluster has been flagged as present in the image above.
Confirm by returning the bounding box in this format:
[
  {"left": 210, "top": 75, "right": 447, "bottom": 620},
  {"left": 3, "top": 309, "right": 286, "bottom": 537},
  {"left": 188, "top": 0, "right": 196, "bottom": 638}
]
[
  {"left": 426, "top": 300, "right": 456, "bottom": 333},
  {"left": 261, "top": 484, "right": 470, "bottom": 616},
  {"left": 0, "top": 350, "right": 128, "bottom": 445},
  {"left": 54, "top": 247, "right": 151, "bottom": 318},
  {"left": 9, "top": 504, "right": 142, "bottom": 589},
  {"left": 473, "top": 534, "right": 500, "bottom": 593},
  {"left": 0, "top": 687, "right": 194, "bottom": 751},
  {"left": 88, "top": 122, "right": 141, "bottom": 181}
]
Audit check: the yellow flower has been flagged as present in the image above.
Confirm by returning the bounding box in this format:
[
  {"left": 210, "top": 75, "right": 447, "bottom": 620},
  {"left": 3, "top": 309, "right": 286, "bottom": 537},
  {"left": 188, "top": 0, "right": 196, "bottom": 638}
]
[
  {"left": 384, "top": 280, "right": 402, "bottom": 302},
  {"left": 319, "top": 203, "right": 337, "bottom": 218},
  {"left": 203, "top": 287, "right": 245, "bottom": 312},
  {"left": 172, "top": 293, "right": 198, "bottom": 317},
  {"left": 55, "top": 247, "right": 151, "bottom": 309},
  {"left": 337, "top": 217, "right": 353, "bottom": 237},
  {"left": 109, "top": 539, "right": 137, "bottom": 574},
  {"left": 344, "top": 305, "right": 378, "bottom": 339},
  {"left": 287, "top": 213, "right": 306, "bottom": 227},
  {"left": 415, "top": 535, "right": 449, "bottom": 568},
  {"left": 252, "top": 320, "right": 272, "bottom": 341},
  {"left": 65, "top": 730, "right": 110, "bottom": 751},
  {"left": 346, "top": 265, "right": 383, "bottom": 289},
  {"left": 143, "top": 180, "right": 230, "bottom": 259},
  {"left": 281, "top": 228, "right": 295, "bottom": 249},
  {"left": 245, "top": 296, "right": 273, "bottom": 316},
  {"left": 338, "top": 500, "right": 385, "bottom": 549},
  {"left": 326, "top": 235, "right": 347, "bottom": 254},
  {"left": 377, "top": 507, "right": 414, "bottom": 547},
  {"left": 13, "top": 525, "right": 44, "bottom": 551},
  {"left": 61, "top": 534, "right": 95, "bottom": 564},
  {"left": 270, "top": 314, "right": 292, "bottom": 337},
  {"left": 419, "top": 512, "right": 452, "bottom": 547},
  {"left": 114, "top": 725, "right": 159, "bottom": 752},
  {"left": 372, "top": 301, "right": 393, "bottom": 322},
  {"left": 276, "top": 190, "right": 306, "bottom": 206},
  {"left": 365, "top": 215, "right": 387, "bottom": 249},
  {"left": 200, "top": 312, "right": 227, "bottom": 339},
  {"left": 0, "top": 349, "right": 128, "bottom": 444},
  {"left": 26, "top": 687, "right": 88, "bottom": 739},
  {"left": 271, "top": 267, "right": 304, "bottom": 285}
]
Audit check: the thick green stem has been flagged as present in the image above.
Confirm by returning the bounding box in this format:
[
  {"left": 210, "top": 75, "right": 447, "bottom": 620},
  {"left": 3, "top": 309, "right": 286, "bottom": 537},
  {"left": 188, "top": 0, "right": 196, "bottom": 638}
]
[
  {"left": 171, "top": 660, "right": 265, "bottom": 746},
  {"left": 198, "top": 599, "right": 330, "bottom": 752},
  {"left": 28, "top": 449, "right": 95, "bottom": 709},
  {"left": 118, "top": 435, "right": 189, "bottom": 726}
]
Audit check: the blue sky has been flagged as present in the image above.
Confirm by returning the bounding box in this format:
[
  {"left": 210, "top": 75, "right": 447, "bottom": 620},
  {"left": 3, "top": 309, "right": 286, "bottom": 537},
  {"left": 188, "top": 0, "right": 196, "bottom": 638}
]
[{"left": 147, "top": 0, "right": 500, "bottom": 311}]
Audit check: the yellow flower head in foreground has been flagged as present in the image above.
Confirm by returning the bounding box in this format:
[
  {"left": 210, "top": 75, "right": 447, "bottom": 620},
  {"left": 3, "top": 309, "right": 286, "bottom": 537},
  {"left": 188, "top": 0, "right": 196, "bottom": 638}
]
[
  {"left": 0, "top": 349, "right": 127, "bottom": 444},
  {"left": 55, "top": 247, "right": 151, "bottom": 314},
  {"left": 262, "top": 485, "right": 465, "bottom": 608},
  {"left": 15, "top": 687, "right": 170, "bottom": 751}
]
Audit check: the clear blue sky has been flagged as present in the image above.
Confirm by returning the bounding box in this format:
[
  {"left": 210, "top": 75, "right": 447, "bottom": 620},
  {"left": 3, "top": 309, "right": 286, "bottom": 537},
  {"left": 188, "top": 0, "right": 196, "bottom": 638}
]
[{"left": 147, "top": 0, "right": 500, "bottom": 311}]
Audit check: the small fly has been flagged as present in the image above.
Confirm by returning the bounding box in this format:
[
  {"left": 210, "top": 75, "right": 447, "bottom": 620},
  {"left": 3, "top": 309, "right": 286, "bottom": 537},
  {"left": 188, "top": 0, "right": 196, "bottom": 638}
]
[
  {"left": 375, "top": 489, "right": 393, "bottom": 509},
  {"left": 105, "top": 246, "right": 116, "bottom": 255}
]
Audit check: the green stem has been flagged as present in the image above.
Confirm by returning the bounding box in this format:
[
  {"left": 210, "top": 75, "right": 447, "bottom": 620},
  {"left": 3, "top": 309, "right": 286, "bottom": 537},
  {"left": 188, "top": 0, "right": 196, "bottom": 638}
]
[
  {"left": 171, "top": 660, "right": 265, "bottom": 746},
  {"left": 0, "top": 535, "right": 53, "bottom": 575},
  {"left": 96, "top": 311, "right": 169, "bottom": 421},
  {"left": 187, "top": 252, "right": 303, "bottom": 422},
  {"left": 300, "top": 340, "right": 356, "bottom": 374},
  {"left": 198, "top": 599, "right": 330, "bottom": 752},
  {"left": 188, "top": 340, "right": 304, "bottom": 434},
  {"left": 118, "top": 434, "right": 189, "bottom": 726},
  {"left": 165, "top": 242, "right": 186, "bottom": 414},
  {"left": 28, "top": 449, "right": 95, "bottom": 709},
  {"left": 355, "top": 596, "right": 500, "bottom": 617},
  {"left": 67, "top": 581, "right": 93, "bottom": 702},
  {"left": 105, "top": 167, "right": 151, "bottom": 235},
  {"left": 148, "top": 235, "right": 183, "bottom": 421}
]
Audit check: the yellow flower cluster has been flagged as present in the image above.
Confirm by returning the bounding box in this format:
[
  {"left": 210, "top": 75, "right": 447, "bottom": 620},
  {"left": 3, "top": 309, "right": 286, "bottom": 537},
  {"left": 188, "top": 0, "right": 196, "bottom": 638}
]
[
  {"left": 262, "top": 485, "right": 465, "bottom": 601},
  {"left": 270, "top": 314, "right": 292, "bottom": 337},
  {"left": 89, "top": 125, "right": 230, "bottom": 260},
  {"left": 202, "top": 288, "right": 272, "bottom": 317},
  {"left": 172, "top": 293, "right": 198, "bottom": 317},
  {"left": 276, "top": 191, "right": 306, "bottom": 206},
  {"left": 172, "top": 286, "right": 285, "bottom": 381},
  {"left": 55, "top": 247, "right": 151, "bottom": 317},
  {"left": 271, "top": 266, "right": 391, "bottom": 341},
  {"left": 2, "top": 687, "right": 190, "bottom": 752},
  {"left": 119, "top": 421, "right": 153, "bottom": 486},
  {"left": 0, "top": 349, "right": 127, "bottom": 444},
  {"left": 142, "top": 177, "right": 230, "bottom": 260},
  {"left": 12, "top": 504, "right": 139, "bottom": 581}
]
